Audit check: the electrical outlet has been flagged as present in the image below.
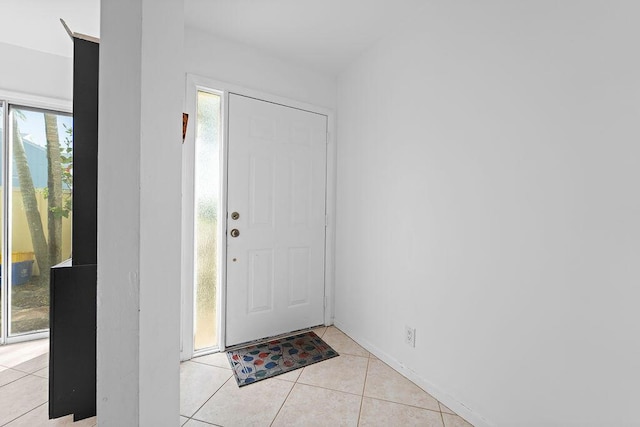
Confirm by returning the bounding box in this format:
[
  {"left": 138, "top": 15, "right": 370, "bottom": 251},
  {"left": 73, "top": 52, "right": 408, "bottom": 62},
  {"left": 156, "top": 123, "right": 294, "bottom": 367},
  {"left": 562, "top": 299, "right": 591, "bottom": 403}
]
[{"left": 405, "top": 326, "right": 416, "bottom": 347}]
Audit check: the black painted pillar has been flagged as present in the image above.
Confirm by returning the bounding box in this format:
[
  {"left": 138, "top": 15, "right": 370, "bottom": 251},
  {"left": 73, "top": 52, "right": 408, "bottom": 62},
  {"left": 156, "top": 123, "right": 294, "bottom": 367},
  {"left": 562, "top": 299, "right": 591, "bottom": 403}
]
[
  {"left": 71, "top": 38, "right": 99, "bottom": 266},
  {"left": 49, "top": 35, "right": 99, "bottom": 422}
]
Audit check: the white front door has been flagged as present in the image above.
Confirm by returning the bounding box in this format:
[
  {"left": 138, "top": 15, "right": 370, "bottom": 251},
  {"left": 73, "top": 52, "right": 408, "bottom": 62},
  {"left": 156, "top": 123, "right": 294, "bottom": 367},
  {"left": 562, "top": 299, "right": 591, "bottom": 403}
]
[{"left": 226, "top": 94, "right": 327, "bottom": 346}]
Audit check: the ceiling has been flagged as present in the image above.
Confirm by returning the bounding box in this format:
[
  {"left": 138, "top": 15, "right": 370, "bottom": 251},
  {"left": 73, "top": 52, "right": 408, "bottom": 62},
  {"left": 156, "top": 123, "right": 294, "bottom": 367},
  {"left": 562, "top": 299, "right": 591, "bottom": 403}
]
[
  {"left": 0, "top": 0, "right": 100, "bottom": 58},
  {"left": 184, "top": 0, "right": 423, "bottom": 75},
  {"left": 1, "top": 0, "right": 421, "bottom": 75}
]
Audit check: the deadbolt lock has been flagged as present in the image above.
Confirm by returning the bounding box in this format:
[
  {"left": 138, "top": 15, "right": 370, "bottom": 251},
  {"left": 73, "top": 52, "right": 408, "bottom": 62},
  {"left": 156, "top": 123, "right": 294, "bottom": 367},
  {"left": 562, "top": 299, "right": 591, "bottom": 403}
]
[
  {"left": 231, "top": 212, "right": 240, "bottom": 220},
  {"left": 230, "top": 229, "right": 240, "bottom": 238}
]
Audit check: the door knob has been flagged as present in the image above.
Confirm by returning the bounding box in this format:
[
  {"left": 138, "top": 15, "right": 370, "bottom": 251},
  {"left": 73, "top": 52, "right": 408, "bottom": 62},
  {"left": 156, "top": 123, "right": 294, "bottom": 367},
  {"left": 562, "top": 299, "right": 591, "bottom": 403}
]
[{"left": 230, "top": 229, "right": 240, "bottom": 238}]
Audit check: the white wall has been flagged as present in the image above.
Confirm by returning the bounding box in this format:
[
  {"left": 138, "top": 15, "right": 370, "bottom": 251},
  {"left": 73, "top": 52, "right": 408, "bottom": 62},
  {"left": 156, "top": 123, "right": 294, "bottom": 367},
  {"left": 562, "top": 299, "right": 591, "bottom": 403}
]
[
  {"left": 0, "top": 42, "right": 72, "bottom": 102},
  {"left": 184, "top": 27, "right": 336, "bottom": 109},
  {"left": 98, "top": 0, "right": 183, "bottom": 425},
  {"left": 182, "top": 26, "right": 338, "bottom": 349},
  {"left": 335, "top": 1, "right": 640, "bottom": 426},
  {"left": 138, "top": 0, "right": 183, "bottom": 424}
]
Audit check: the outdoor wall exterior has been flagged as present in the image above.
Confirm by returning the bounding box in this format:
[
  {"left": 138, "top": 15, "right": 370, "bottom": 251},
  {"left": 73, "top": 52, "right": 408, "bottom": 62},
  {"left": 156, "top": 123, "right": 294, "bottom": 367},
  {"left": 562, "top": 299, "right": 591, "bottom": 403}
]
[
  {"left": 335, "top": 2, "right": 640, "bottom": 426},
  {"left": 5, "top": 190, "right": 72, "bottom": 269},
  {"left": 184, "top": 27, "right": 336, "bottom": 109}
]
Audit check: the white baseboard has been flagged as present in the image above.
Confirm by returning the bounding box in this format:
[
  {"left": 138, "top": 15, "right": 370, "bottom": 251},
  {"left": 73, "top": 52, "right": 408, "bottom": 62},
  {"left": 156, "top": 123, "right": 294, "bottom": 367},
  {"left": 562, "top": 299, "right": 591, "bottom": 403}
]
[{"left": 333, "top": 321, "right": 494, "bottom": 427}]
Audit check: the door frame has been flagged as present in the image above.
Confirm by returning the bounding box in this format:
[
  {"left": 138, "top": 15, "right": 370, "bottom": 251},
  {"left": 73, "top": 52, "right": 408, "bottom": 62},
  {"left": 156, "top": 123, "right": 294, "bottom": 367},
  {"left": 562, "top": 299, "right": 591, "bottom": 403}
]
[
  {"left": 0, "top": 89, "right": 71, "bottom": 345},
  {"left": 181, "top": 74, "right": 336, "bottom": 360}
]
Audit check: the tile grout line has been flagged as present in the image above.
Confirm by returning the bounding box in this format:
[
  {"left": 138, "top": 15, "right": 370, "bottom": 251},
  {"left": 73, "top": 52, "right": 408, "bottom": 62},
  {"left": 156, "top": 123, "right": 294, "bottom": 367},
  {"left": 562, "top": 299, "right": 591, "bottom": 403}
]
[
  {"left": 338, "top": 329, "right": 474, "bottom": 426},
  {"left": 338, "top": 329, "right": 468, "bottom": 426},
  {"left": 0, "top": 368, "right": 30, "bottom": 389},
  {"left": 189, "top": 359, "right": 232, "bottom": 370},
  {"left": 187, "top": 416, "right": 222, "bottom": 427},
  {"left": 183, "top": 415, "right": 224, "bottom": 427},
  {"left": 184, "top": 326, "right": 465, "bottom": 426},
  {"left": 268, "top": 367, "right": 302, "bottom": 427},
  {"left": 356, "top": 355, "right": 370, "bottom": 426},
  {"left": 0, "top": 400, "right": 47, "bottom": 427},
  {"left": 186, "top": 417, "right": 222, "bottom": 427},
  {"left": 365, "top": 395, "right": 443, "bottom": 414},
  {"left": 290, "top": 377, "right": 444, "bottom": 415},
  {"left": 333, "top": 351, "right": 369, "bottom": 359},
  {"left": 183, "top": 374, "right": 233, "bottom": 420},
  {"left": 294, "top": 380, "right": 367, "bottom": 398},
  {"left": 439, "top": 401, "right": 447, "bottom": 427},
  {"left": 11, "top": 365, "right": 48, "bottom": 375}
]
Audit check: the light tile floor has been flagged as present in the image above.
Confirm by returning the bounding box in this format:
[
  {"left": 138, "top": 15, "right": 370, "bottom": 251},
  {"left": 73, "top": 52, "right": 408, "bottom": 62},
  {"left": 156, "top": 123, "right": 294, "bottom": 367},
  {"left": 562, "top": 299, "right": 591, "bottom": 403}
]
[
  {"left": 0, "top": 327, "right": 474, "bottom": 426},
  {"left": 0, "top": 338, "right": 96, "bottom": 426},
  {"left": 181, "top": 326, "right": 474, "bottom": 427}
]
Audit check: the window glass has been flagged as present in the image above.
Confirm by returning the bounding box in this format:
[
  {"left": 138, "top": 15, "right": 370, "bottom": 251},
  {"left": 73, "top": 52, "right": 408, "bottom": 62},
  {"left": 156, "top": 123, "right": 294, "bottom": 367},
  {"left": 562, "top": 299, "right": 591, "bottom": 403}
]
[
  {"left": 193, "top": 91, "right": 221, "bottom": 350},
  {"left": 0, "top": 102, "right": 4, "bottom": 340},
  {"left": 8, "top": 105, "right": 72, "bottom": 335}
]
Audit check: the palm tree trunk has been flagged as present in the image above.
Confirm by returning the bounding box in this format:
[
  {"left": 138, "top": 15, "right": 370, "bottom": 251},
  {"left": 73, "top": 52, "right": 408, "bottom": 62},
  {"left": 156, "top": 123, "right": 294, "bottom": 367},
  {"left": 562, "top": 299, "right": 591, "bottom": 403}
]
[
  {"left": 45, "top": 113, "right": 62, "bottom": 265},
  {"left": 13, "top": 118, "right": 50, "bottom": 284}
]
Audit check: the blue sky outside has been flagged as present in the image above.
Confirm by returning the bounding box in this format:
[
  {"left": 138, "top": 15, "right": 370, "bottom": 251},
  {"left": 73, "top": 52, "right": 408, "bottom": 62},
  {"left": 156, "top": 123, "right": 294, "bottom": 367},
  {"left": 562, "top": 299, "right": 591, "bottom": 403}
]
[
  {"left": 0, "top": 106, "right": 73, "bottom": 189},
  {"left": 14, "top": 108, "right": 72, "bottom": 148}
]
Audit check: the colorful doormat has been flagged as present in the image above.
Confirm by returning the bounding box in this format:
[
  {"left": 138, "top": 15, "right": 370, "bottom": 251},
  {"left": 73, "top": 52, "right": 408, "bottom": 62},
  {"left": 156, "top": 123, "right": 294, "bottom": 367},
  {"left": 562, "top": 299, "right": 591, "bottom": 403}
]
[{"left": 227, "top": 331, "right": 339, "bottom": 386}]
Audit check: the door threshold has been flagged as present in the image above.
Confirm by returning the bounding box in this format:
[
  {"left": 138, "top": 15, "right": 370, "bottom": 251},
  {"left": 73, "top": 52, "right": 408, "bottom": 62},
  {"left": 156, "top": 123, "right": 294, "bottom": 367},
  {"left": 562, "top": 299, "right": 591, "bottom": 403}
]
[{"left": 224, "top": 324, "right": 326, "bottom": 352}]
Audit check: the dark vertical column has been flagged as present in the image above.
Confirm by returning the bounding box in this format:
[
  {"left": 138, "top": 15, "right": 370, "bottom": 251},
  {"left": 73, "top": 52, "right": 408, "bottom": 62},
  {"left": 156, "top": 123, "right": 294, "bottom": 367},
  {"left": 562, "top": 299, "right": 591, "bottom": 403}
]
[
  {"left": 72, "top": 38, "right": 99, "bottom": 266},
  {"left": 49, "top": 36, "right": 99, "bottom": 422},
  {"left": 49, "top": 264, "right": 97, "bottom": 420}
]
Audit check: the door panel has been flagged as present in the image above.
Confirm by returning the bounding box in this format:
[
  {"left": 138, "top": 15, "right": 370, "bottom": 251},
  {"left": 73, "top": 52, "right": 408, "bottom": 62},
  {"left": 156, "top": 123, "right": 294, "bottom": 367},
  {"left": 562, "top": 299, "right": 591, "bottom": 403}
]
[
  {"left": 226, "top": 94, "right": 327, "bottom": 346},
  {"left": 247, "top": 248, "right": 273, "bottom": 313}
]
